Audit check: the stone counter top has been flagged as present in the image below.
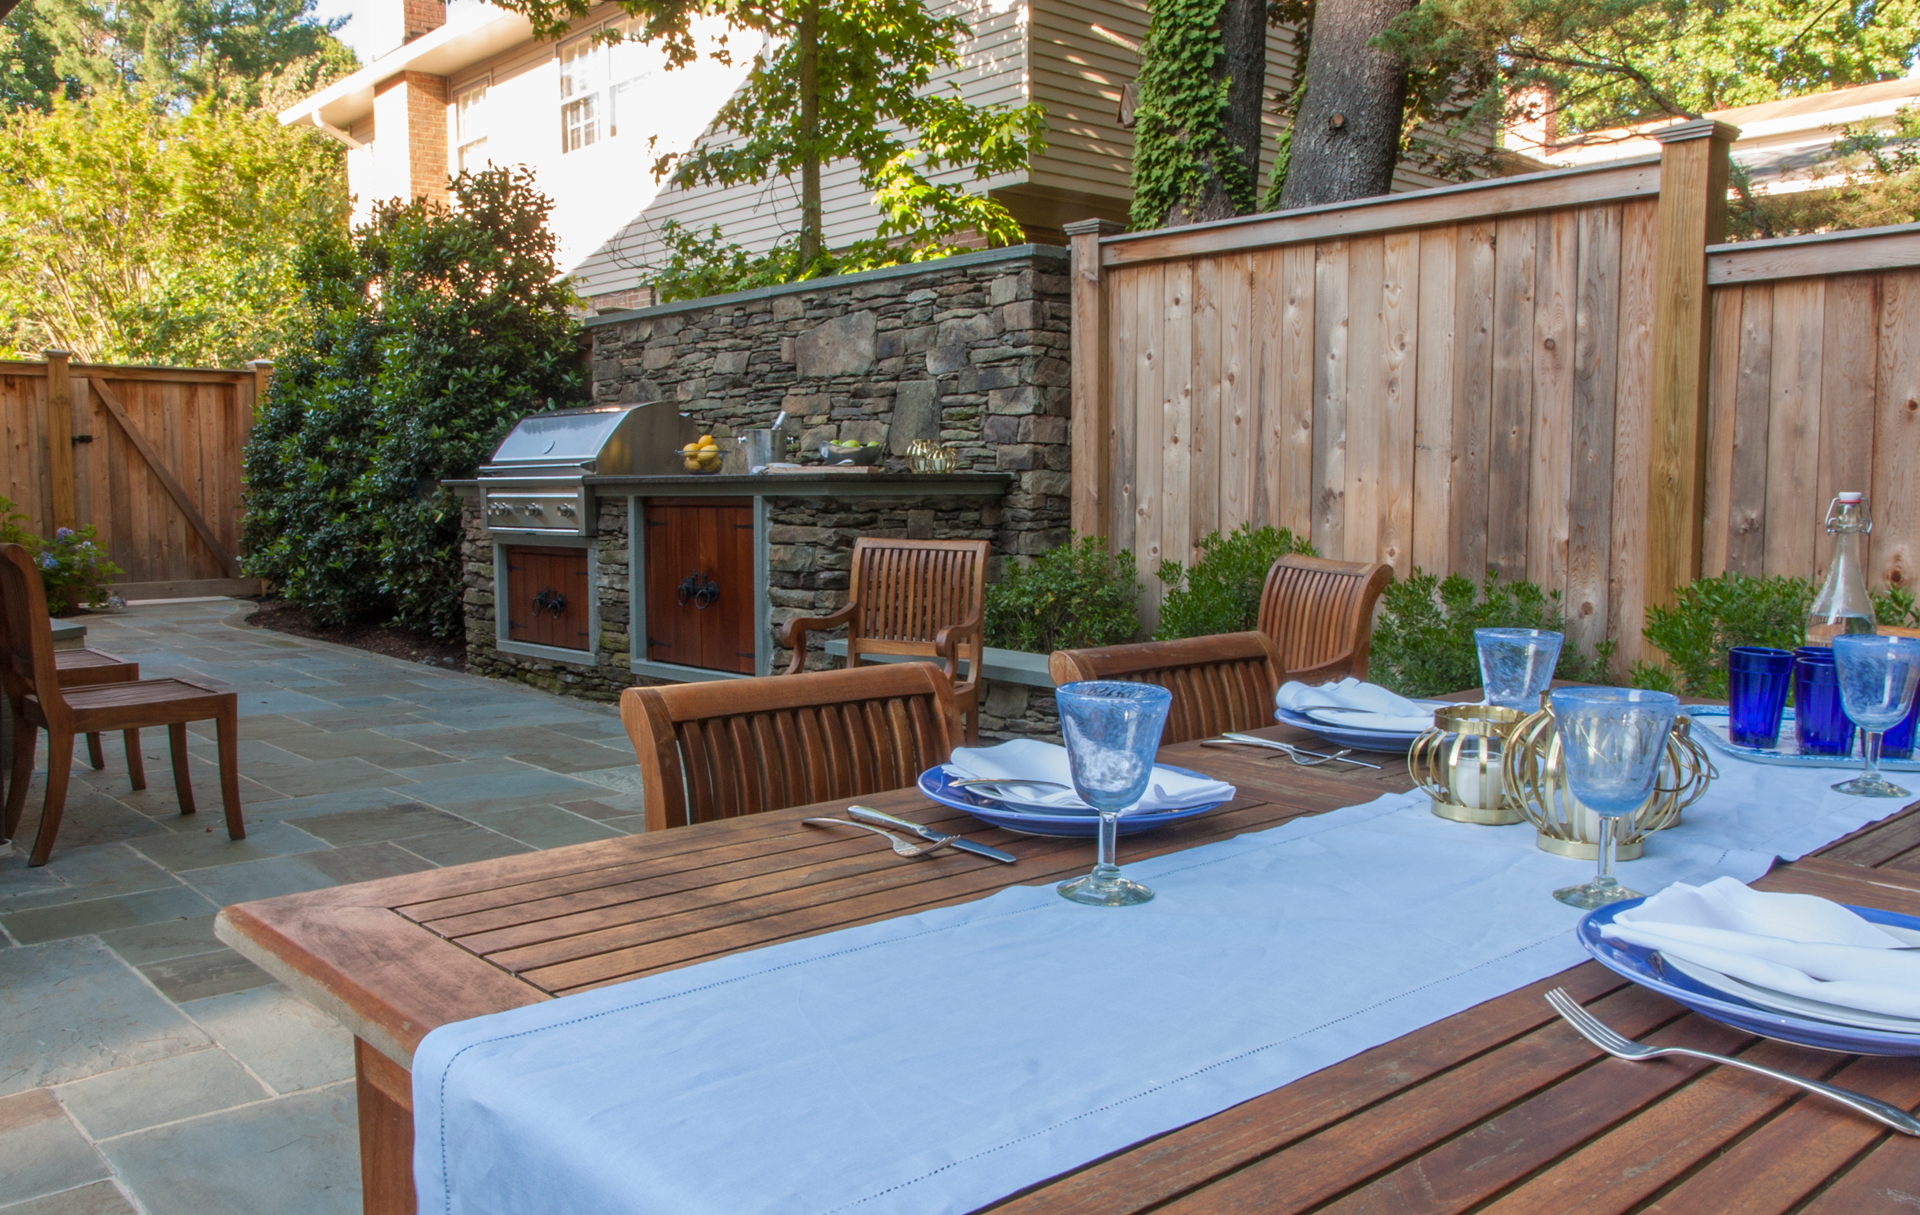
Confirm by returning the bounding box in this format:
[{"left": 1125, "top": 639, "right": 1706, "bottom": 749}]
[{"left": 583, "top": 472, "right": 1013, "bottom": 498}]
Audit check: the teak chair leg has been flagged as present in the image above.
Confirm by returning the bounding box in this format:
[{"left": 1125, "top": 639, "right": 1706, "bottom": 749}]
[
  {"left": 123, "top": 730, "right": 145, "bottom": 790},
  {"left": 86, "top": 733, "right": 105, "bottom": 770},
  {"left": 5, "top": 720, "right": 35, "bottom": 840},
  {"left": 215, "top": 706, "right": 243, "bottom": 840},
  {"left": 168, "top": 723, "right": 196, "bottom": 816},
  {"left": 29, "top": 727, "right": 74, "bottom": 867}
]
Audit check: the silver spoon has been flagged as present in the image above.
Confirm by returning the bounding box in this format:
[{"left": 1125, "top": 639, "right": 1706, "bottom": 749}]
[{"left": 802, "top": 817, "right": 954, "bottom": 858}]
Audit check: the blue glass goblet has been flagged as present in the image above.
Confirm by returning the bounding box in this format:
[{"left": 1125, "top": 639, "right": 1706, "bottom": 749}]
[
  {"left": 1549, "top": 687, "right": 1679, "bottom": 909},
  {"left": 1055, "top": 681, "right": 1174, "bottom": 907},
  {"left": 1476, "top": 629, "right": 1564, "bottom": 711},
  {"left": 1830, "top": 636, "right": 1920, "bottom": 798}
]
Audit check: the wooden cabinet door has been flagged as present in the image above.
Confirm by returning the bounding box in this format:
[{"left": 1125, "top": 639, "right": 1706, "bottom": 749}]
[
  {"left": 644, "top": 499, "right": 755, "bottom": 674},
  {"left": 504, "top": 546, "right": 592, "bottom": 651}
]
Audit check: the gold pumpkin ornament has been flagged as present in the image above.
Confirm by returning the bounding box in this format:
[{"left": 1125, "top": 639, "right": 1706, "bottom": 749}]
[
  {"left": 1501, "top": 708, "right": 1717, "bottom": 860},
  {"left": 1408, "top": 705, "right": 1532, "bottom": 825},
  {"left": 905, "top": 439, "right": 959, "bottom": 474}
]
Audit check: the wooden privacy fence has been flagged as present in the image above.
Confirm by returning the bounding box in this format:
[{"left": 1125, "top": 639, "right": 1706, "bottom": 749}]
[
  {"left": 1066, "top": 121, "right": 1920, "bottom": 667},
  {"left": 1, "top": 353, "right": 268, "bottom": 598}
]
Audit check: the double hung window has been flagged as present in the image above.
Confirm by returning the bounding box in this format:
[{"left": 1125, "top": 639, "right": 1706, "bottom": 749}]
[
  {"left": 559, "top": 20, "right": 654, "bottom": 152},
  {"left": 455, "top": 80, "right": 491, "bottom": 172}
]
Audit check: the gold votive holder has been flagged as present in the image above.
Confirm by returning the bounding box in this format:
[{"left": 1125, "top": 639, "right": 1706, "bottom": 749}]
[
  {"left": 905, "top": 439, "right": 959, "bottom": 474},
  {"left": 1409, "top": 705, "right": 1530, "bottom": 825},
  {"left": 1502, "top": 707, "right": 1716, "bottom": 860}
]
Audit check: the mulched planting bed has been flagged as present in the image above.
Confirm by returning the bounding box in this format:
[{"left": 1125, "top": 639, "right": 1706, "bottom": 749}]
[{"left": 246, "top": 599, "right": 467, "bottom": 668}]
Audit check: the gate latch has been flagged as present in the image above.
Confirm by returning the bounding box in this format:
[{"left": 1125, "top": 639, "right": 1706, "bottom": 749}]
[
  {"left": 677, "top": 571, "right": 720, "bottom": 610},
  {"left": 531, "top": 587, "right": 567, "bottom": 617}
]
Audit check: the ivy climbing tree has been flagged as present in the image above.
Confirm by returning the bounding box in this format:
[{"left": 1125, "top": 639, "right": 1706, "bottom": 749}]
[{"left": 1129, "top": 0, "right": 1269, "bottom": 228}]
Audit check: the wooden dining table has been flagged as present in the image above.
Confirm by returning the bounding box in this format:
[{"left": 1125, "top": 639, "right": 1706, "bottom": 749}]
[{"left": 215, "top": 718, "right": 1920, "bottom": 1215}]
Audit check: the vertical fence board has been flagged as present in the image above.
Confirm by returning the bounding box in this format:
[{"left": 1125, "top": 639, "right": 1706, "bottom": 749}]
[
  {"left": 1530, "top": 209, "right": 1578, "bottom": 599},
  {"left": 1345, "top": 236, "right": 1386, "bottom": 564},
  {"left": 1567, "top": 205, "right": 1622, "bottom": 658},
  {"left": 1872, "top": 270, "right": 1920, "bottom": 596},
  {"left": 1162, "top": 261, "right": 1195, "bottom": 577},
  {"left": 1450, "top": 222, "right": 1496, "bottom": 578},
  {"left": 1109, "top": 270, "right": 1138, "bottom": 554},
  {"left": 1487, "top": 216, "right": 1538, "bottom": 582},
  {"left": 1701, "top": 287, "right": 1742, "bottom": 578},
  {"left": 1279, "top": 244, "right": 1316, "bottom": 536},
  {"left": 1723, "top": 284, "right": 1775, "bottom": 575},
  {"left": 1312, "top": 239, "right": 1351, "bottom": 558},
  {"left": 1135, "top": 263, "right": 1166, "bottom": 617},
  {"left": 1378, "top": 230, "right": 1419, "bottom": 578},
  {"left": 1412, "top": 224, "right": 1457, "bottom": 578},
  {"left": 1609, "top": 199, "right": 1659, "bottom": 669},
  {"left": 1764, "top": 279, "right": 1826, "bottom": 581},
  {"left": 1190, "top": 256, "right": 1223, "bottom": 550},
  {"left": 1814, "top": 275, "right": 1880, "bottom": 578},
  {"left": 1252, "top": 248, "right": 1283, "bottom": 529},
  {"left": 1220, "top": 253, "right": 1255, "bottom": 536}
]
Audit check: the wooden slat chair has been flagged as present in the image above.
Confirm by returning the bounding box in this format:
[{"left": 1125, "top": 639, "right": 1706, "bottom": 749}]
[
  {"left": 779, "top": 537, "right": 989, "bottom": 742},
  {"left": 1, "top": 544, "right": 244, "bottom": 866},
  {"left": 1256, "top": 555, "right": 1394, "bottom": 683},
  {"left": 1048, "top": 632, "right": 1286, "bottom": 746},
  {"left": 622, "top": 663, "right": 961, "bottom": 832},
  {"left": 0, "top": 651, "right": 144, "bottom": 814}
]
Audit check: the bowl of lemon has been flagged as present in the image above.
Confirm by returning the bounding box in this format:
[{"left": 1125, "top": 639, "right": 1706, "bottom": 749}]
[{"left": 679, "top": 434, "right": 724, "bottom": 474}]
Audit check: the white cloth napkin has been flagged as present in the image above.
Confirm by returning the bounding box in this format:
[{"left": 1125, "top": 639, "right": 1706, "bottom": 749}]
[
  {"left": 1275, "top": 677, "right": 1435, "bottom": 733},
  {"left": 945, "top": 739, "right": 1236, "bottom": 814},
  {"left": 1601, "top": 876, "right": 1920, "bottom": 1019}
]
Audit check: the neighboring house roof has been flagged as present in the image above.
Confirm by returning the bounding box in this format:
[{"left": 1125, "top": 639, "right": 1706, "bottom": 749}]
[{"left": 1509, "top": 76, "right": 1920, "bottom": 194}]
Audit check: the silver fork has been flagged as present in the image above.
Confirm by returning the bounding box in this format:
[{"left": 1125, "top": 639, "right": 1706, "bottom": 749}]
[
  {"left": 1544, "top": 987, "right": 1920, "bottom": 1136},
  {"left": 802, "top": 817, "right": 955, "bottom": 858},
  {"left": 1203, "top": 738, "right": 1356, "bottom": 767}
]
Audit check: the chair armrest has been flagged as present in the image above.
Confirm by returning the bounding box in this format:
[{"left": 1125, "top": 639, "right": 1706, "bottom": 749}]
[
  {"left": 1284, "top": 654, "right": 1357, "bottom": 686},
  {"left": 932, "top": 610, "right": 985, "bottom": 691},
  {"left": 778, "top": 602, "right": 859, "bottom": 675}
]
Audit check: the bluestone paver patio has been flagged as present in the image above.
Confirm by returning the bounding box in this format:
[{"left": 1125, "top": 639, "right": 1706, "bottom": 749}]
[{"left": 1, "top": 599, "right": 645, "bottom": 1215}]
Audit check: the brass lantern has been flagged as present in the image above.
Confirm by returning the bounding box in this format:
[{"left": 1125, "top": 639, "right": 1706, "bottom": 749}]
[
  {"left": 1408, "top": 705, "right": 1531, "bottom": 824},
  {"left": 1502, "top": 707, "right": 1716, "bottom": 859}
]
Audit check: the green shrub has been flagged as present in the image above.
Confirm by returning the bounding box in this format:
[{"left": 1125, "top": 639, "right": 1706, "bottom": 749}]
[
  {"left": 1153, "top": 524, "right": 1316, "bottom": 640},
  {"left": 241, "top": 168, "right": 583, "bottom": 640},
  {"left": 1874, "top": 583, "right": 1919, "bottom": 630},
  {"left": 1632, "top": 571, "right": 1814, "bottom": 697},
  {"left": 985, "top": 536, "right": 1142, "bottom": 653},
  {"left": 1369, "top": 569, "right": 1615, "bottom": 698},
  {"left": 0, "top": 496, "right": 123, "bottom": 614}
]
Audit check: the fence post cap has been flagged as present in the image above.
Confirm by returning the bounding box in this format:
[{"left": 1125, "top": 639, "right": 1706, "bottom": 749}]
[
  {"left": 42, "top": 348, "right": 71, "bottom": 360},
  {"left": 1063, "top": 219, "right": 1125, "bottom": 237},
  {"left": 245, "top": 359, "right": 275, "bottom": 370},
  {"left": 1650, "top": 118, "right": 1741, "bottom": 146}
]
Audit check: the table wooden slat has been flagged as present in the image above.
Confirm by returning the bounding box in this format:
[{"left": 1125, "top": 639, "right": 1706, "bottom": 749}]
[{"left": 214, "top": 720, "right": 1920, "bottom": 1215}]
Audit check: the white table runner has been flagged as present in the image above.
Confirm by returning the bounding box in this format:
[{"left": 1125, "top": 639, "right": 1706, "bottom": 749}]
[{"left": 413, "top": 755, "right": 1907, "bottom": 1215}]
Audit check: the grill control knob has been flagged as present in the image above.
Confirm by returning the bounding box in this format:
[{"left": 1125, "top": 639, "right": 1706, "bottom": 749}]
[
  {"left": 524, "top": 502, "right": 544, "bottom": 516},
  {"left": 558, "top": 503, "right": 576, "bottom": 518}
]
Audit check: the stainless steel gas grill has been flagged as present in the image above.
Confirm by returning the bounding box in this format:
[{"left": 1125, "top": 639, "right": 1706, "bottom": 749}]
[{"left": 479, "top": 403, "right": 698, "bottom": 536}]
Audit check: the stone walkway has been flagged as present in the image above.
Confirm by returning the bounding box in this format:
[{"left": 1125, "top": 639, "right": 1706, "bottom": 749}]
[{"left": 1, "top": 600, "right": 647, "bottom": 1215}]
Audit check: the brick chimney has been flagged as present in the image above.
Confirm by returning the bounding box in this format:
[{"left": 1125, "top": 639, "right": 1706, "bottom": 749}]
[{"left": 368, "top": 0, "right": 446, "bottom": 59}]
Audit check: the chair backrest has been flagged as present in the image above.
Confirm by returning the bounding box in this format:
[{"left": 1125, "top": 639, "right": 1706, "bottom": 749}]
[
  {"left": 1048, "top": 632, "right": 1284, "bottom": 745},
  {"left": 1255, "top": 555, "right": 1393, "bottom": 682},
  {"left": 0, "top": 543, "right": 64, "bottom": 725},
  {"left": 621, "top": 663, "right": 961, "bottom": 831},
  {"left": 846, "top": 538, "right": 989, "bottom": 665}
]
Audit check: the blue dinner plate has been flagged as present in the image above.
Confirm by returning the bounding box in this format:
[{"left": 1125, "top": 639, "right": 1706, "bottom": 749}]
[
  {"left": 1577, "top": 898, "right": 1920, "bottom": 1056},
  {"left": 1273, "top": 702, "right": 1445, "bottom": 754},
  {"left": 916, "top": 765, "right": 1230, "bottom": 837}
]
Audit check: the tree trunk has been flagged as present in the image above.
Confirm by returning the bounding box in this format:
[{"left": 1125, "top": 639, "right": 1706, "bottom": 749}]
[
  {"left": 1277, "top": 0, "right": 1415, "bottom": 210},
  {"left": 1169, "top": 0, "right": 1267, "bottom": 225},
  {"left": 797, "top": 0, "right": 823, "bottom": 267}
]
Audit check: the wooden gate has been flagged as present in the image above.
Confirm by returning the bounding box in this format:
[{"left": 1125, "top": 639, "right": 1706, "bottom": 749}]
[{"left": 1, "top": 351, "right": 266, "bottom": 598}]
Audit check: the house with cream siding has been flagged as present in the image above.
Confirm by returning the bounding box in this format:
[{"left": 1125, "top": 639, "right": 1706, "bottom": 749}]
[{"left": 281, "top": 0, "right": 1463, "bottom": 311}]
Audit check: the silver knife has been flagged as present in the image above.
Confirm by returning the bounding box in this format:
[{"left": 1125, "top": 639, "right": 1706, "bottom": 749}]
[{"left": 848, "top": 805, "right": 1017, "bottom": 863}]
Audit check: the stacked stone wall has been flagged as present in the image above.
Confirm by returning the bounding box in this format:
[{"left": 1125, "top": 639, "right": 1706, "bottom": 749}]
[{"left": 586, "top": 246, "right": 1072, "bottom": 558}]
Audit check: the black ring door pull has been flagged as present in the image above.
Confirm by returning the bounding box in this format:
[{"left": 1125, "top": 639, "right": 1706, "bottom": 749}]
[
  {"left": 531, "top": 587, "right": 567, "bottom": 617},
  {"left": 677, "top": 572, "right": 720, "bottom": 610}
]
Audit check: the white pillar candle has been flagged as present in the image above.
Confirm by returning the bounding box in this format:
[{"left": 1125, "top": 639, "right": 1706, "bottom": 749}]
[{"left": 1449, "top": 739, "right": 1504, "bottom": 809}]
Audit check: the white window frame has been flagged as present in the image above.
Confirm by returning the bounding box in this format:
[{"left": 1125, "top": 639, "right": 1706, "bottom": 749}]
[
  {"left": 558, "top": 19, "right": 655, "bottom": 153},
  {"left": 454, "top": 76, "right": 492, "bottom": 174}
]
